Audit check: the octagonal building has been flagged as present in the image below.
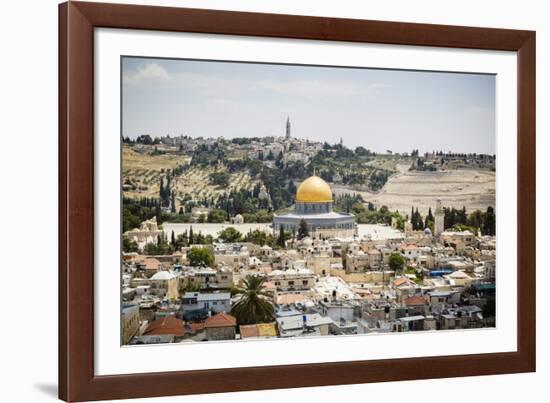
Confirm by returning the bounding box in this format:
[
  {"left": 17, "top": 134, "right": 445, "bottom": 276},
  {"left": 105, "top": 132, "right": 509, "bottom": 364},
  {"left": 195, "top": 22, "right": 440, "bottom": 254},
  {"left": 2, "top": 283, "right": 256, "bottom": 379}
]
[{"left": 273, "top": 175, "right": 356, "bottom": 239}]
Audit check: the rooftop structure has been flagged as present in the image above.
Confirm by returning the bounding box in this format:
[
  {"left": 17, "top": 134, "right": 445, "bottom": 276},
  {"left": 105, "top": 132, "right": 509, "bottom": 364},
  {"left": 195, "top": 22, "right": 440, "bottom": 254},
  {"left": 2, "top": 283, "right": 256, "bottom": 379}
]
[{"left": 144, "top": 316, "right": 185, "bottom": 337}]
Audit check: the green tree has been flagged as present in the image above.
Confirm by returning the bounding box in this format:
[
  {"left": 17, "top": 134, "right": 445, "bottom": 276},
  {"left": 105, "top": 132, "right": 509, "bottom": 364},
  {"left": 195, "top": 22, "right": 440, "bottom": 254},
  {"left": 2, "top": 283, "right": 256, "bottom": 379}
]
[
  {"left": 425, "top": 207, "right": 434, "bottom": 229},
  {"left": 155, "top": 202, "right": 161, "bottom": 223},
  {"left": 388, "top": 252, "right": 405, "bottom": 273},
  {"left": 189, "top": 225, "right": 194, "bottom": 245},
  {"left": 411, "top": 207, "right": 423, "bottom": 230},
  {"left": 209, "top": 171, "right": 230, "bottom": 188},
  {"left": 207, "top": 208, "right": 226, "bottom": 223},
  {"left": 244, "top": 229, "right": 270, "bottom": 246},
  {"left": 143, "top": 242, "right": 159, "bottom": 255},
  {"left": 297, "top": 219, "right": 310, "bottom": 240},
  {"left": 457, "top": 206, "right": 467, "bottom": 224},
  {"left": 170, "top": 230, "right": 176, "bottom": 246},
  {"left": 122, "top": 237, "right": 139, "bottom": 253},
  {"left": 483, "top": 206, "right": 496, "bottom": 236},
  {"left": 176, "top": 232, "right": 188, "bottom": 248},
  {"left": 351, "top": 202, "right": 366, "bottom": 214},
  {"left": 187, "top": 247, "right": 214, "bottom": 267},
  {"left": 182, "top": 279, "right": 202, "bottom": 292},
  {"left": 218, "top": 227, "right": 243, "bottom": 243},
  {"left": 277, "top": 227, "right": 287, "bottom": 248},
  {"left": 231, "top": 275, "right": 275, "bottom": 325},
  {"left": 468, "top": 209, "right": 484, "bottom": 229}
]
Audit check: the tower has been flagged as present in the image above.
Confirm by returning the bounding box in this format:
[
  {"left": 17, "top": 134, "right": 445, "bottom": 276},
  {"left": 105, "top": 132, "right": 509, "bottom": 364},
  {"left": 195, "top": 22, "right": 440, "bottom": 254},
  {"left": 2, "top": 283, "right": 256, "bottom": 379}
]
[
  {"left": 434, "top": 198, "right": 445, "bottom": 238},
  {"left": 286, "top": 116, "right": 291, "bottom": 139}
]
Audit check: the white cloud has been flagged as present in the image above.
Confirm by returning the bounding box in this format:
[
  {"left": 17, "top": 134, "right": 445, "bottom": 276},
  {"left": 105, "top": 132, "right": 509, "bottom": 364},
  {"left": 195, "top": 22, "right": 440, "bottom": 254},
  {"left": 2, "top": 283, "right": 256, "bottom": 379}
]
[
  {"left": 123, "top": 62, "right": 171, "bottom": 87},
  {"left": 123, "top": 61, "right": 387, "bottom": 101}
]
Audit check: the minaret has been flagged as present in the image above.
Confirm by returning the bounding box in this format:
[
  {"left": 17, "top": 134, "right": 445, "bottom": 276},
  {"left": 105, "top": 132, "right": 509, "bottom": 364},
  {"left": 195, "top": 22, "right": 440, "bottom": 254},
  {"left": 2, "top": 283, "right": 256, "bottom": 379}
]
[
  {"left": 434, "top": 198, "right": 445, "bottom": 238},
  {"left": 286, "top": 116, "right": 291, "bottom": 140}
]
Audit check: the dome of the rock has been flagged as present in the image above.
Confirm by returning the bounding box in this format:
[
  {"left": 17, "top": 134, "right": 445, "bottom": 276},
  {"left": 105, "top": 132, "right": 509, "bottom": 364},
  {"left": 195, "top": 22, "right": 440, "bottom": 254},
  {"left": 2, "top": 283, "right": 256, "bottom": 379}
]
[{"left": 296, "top": 175, "right": 333, "bottom": 203}]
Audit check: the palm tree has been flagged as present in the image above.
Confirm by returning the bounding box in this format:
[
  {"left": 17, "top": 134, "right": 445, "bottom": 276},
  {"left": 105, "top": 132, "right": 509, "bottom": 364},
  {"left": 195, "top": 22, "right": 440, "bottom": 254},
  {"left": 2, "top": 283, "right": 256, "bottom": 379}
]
[{"left": 231, "top": 275, "right": 274, "bottom": 325}]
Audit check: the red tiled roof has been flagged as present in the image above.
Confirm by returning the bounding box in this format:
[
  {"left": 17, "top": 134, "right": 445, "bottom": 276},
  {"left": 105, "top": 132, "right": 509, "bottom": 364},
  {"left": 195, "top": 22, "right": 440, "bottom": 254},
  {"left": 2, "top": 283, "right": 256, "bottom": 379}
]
[
  {"left": 143, "top": 258, "right": 161, "bottom": 271},
  {"left": 403, "top": 295, "right": 427, "bottom": 306},
  {"left": 188, "top": 322, "right": 205, "bottom": 334},
  {"left": 393, "top": 277, "right": 415, "bottom": 287},
  {"left": 204, "top": 312, "right": 237, "bottom": 328},
  {"left": 144, "top": 316, "right": 185, "bottom": 337}
]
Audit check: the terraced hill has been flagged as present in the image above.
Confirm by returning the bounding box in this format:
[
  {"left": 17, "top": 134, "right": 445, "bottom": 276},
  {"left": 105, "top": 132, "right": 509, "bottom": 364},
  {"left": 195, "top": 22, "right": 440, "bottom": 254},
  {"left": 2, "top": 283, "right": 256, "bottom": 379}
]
[{"left": 333, "top": 165, "right": 495, "bottom": 215}]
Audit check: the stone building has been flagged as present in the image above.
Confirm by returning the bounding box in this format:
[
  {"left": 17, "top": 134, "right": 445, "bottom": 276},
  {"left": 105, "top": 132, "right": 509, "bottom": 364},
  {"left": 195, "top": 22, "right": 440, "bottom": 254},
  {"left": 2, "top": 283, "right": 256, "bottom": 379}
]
[
  {"left": 267, "top": 268, "right": 315, "bottom": 292},
  {"left": 121, "top": 304, "right": 140, "bottom": 344},
  {"left": 124, "top": 217, "right": 163, "bottom": 249},
  {"left": 149, "top": 270, "right": 179, "bottom": 301},
  {"left": 205, "top": 312, "right": 237, "bottom": 341}
]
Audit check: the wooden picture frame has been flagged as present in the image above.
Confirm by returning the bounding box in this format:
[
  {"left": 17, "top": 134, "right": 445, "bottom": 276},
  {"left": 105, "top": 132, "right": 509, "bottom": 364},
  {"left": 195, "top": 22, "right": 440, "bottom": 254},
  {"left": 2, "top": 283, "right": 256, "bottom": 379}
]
[{"left": 59, "top": 1, "right": 536, "bottom": 401}]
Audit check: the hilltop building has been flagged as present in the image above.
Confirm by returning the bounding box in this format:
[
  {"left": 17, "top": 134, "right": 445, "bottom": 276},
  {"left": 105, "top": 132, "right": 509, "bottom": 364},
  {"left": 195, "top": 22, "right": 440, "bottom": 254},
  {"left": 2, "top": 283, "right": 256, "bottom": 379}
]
[{"left": 273, "top": 175, "right": 356, "bottom": 239}]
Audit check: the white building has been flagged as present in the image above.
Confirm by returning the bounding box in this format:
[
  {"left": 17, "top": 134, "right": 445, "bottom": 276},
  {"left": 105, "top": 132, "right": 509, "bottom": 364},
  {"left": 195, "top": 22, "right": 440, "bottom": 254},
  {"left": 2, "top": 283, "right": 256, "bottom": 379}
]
[{"left": 181, "top": 291, "right": 231, "bottom": 315}]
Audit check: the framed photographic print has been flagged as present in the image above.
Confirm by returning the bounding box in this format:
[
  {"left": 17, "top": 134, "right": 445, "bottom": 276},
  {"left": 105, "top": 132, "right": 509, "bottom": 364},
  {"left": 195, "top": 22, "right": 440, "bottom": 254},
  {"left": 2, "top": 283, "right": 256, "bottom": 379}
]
[{"left": 59, "top": 1, "right": 536, "bottom": 401}]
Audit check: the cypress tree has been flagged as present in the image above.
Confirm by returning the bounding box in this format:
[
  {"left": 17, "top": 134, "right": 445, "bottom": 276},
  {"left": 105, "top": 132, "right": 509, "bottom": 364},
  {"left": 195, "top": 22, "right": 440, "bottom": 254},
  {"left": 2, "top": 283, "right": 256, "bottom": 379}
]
[
  {"left": 458, "top": 206, "right": 467, "bottom": 224},
  {"left": 297, "top": 219, "right": 310, "bottom": 240},
  {"left": 483, "top": 206, "right": 496, "bottom": 236},
  {"left": 277, "top": 227, "right": 286, "bottom": 247},
  {"left": 189, "top": 225, "right": 194, "bottom": 245},
  {"left": 155, "top": 201, "right": 161, "bottom": 223}
]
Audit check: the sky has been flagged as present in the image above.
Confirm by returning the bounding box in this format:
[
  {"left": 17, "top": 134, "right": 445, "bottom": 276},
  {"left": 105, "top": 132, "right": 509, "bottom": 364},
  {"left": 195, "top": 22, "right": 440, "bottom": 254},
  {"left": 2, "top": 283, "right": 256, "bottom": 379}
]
[{"left": 122, "top": 57, "right": 496, "bottom": 154}]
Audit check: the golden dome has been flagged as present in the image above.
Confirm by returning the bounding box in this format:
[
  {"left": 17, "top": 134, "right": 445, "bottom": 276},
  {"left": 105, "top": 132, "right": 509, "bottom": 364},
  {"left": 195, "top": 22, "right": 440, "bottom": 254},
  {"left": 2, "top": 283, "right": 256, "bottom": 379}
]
[{"left": 296, "top": 175, "right": 333, "bottom": 203}]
